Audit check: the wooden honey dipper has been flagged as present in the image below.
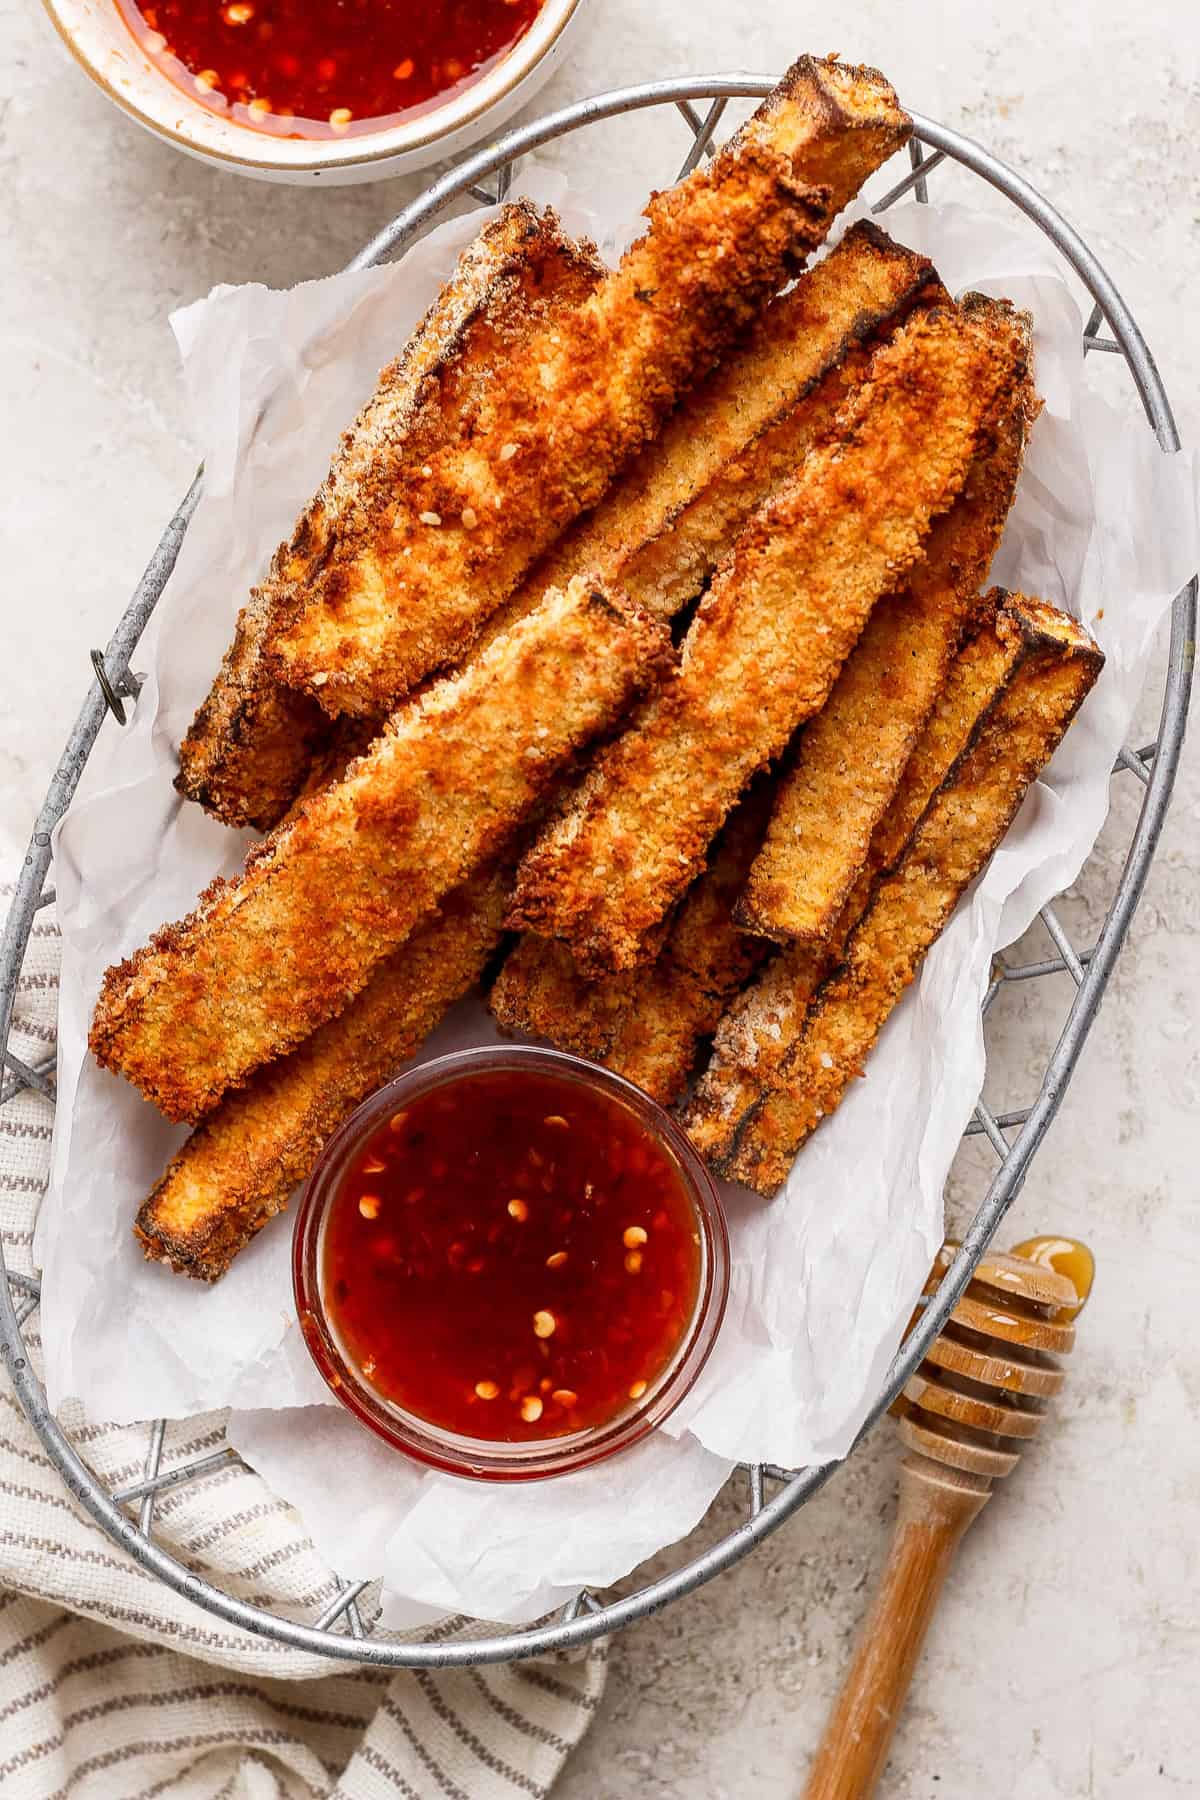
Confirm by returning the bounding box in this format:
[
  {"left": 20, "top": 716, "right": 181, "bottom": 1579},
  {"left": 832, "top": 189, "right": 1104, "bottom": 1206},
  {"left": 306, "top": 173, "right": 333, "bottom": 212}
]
[{"left": 803, "top": 1235, "right": 1095, "bottom": 1800}]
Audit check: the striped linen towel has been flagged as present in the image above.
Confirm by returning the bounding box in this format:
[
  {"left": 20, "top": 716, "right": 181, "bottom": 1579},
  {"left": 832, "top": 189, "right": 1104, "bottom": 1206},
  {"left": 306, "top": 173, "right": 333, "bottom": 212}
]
[{"left": 0, "top": 887, "right": 606, "bottom": 1798}]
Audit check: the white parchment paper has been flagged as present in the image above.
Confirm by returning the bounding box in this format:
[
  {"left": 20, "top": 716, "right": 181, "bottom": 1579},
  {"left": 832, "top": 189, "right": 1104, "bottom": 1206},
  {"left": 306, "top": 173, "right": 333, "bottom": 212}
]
[{"left": 38, "top": 166, "right": 1197, "bottom": 1625}]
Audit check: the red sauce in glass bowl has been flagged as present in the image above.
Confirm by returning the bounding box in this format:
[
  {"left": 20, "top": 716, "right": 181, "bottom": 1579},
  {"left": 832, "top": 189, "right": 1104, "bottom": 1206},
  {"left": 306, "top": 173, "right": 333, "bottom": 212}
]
[
  {"left": 114, "top": 0, "right": 546, "bottom": 139},
  {"left": 294, "top": 1049, "right": 728, "bottom": 1480}
]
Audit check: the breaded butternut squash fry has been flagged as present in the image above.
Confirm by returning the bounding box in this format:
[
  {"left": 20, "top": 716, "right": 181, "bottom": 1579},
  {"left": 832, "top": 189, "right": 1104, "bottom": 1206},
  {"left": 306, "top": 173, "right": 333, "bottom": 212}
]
[
  {"left": 90, "top": 579, "right": 672, "bottom": 1122},
  {"left": 510, "top": 304, "right": 1013, "bottom": 974},
  {"left": 491, "top": 785, "right": 771, "bottom": 1101},
  {"left": 724, "top": 597, "right": 1103, "bottom": 1194},
  {"left": 867, "top": 598, "right": 1018, "bottom": 869},
  {"left": 617, "top": 343, "right": 874, "bottom": 621},
  {"left": 660, "top": 782, "right": 774, "bottom": 996},
  {"left": 679, "top": 596, "right": 1014, "bottom": 1161},
  {"left": 135, "top": 869, "right": 510, "bottom": 1282},
  {"left": 287, "top": 713, "right": 386, "bottom": 810},
  {"left": 490, "top": 935, "right": 638, "bottom": 1063},
  {"left": 605, "top": 960, "right": 730, "bottom": 1106},
  {"left": 607, "top": 795, "right": 773, "bottom": 1102},
  {"left": 679, "top": 944, "right": 840, "bottom": 1168},
  {"left": 478, "top": 223, "right": 942, "bottom": 645},
  {"left": 176, "top": 202, "right": 601, "bottom": 830},
  {"left": 736, "top": 299, "right": 1035, "bottom": 942},
  {"left": 269, "top": 57, "right": 912, "bottom": 715}
]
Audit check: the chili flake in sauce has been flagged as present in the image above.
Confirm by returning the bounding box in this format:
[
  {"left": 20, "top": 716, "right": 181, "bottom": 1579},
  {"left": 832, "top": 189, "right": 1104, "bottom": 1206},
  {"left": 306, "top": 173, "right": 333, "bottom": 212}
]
[
  {"left": 117, "top": 0, "right": 547, "bottom": 139},
  {"left": 320, "top": 1066, "right": 702, "bottom": 1442}
]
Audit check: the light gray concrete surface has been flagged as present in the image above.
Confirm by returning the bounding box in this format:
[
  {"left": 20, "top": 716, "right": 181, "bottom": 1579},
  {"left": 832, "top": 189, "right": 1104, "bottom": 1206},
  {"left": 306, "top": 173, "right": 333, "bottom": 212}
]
[{"left": 2, "top": 1, "right": 1198, "bottom": 1794}]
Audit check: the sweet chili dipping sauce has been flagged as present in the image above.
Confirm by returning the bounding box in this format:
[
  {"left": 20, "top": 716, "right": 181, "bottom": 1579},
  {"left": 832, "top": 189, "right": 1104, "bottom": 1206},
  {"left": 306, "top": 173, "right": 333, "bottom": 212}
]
[
  {"left": 301, "top": 1054, "right": 726, "bottom": 1473},
  {"left": 115, "top": 0, "right": 546, "bottom": 139}
]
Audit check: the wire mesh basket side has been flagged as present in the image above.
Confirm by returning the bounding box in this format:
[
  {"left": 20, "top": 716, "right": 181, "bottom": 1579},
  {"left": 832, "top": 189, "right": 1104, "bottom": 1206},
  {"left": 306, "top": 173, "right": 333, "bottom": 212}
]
[{"left": 0, "top": 78, "right": 1193, "bottom": 1667}]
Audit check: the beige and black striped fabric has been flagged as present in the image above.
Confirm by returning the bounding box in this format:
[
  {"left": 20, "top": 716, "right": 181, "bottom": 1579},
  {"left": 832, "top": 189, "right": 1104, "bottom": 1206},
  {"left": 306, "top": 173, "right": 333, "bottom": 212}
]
[{"left": 0, "top": 887, "right": 606, "bottom": 1798}]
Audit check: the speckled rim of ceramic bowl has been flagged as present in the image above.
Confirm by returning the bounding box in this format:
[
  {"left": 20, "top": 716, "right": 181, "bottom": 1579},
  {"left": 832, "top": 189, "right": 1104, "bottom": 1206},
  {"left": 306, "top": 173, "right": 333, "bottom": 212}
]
[{"left": 39, "top": 0, "right": 585, "bottom": 176}]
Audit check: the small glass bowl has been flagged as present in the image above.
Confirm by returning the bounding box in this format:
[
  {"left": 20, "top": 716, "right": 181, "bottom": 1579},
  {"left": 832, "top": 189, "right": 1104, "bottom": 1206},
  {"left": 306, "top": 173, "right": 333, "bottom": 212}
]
[{"left": 293, "top": 1045, "right": 729, "bottom": 1481}]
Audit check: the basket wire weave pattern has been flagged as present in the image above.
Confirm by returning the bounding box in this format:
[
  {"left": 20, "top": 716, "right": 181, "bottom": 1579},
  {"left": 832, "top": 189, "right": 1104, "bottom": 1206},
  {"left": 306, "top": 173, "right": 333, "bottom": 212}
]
[{"left": 0, "top": 78, "right": 1194, "bottom": 1666}]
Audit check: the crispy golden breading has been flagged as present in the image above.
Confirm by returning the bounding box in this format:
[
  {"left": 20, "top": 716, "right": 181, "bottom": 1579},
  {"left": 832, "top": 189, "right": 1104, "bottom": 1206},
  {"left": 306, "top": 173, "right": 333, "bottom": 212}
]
[
  {"left": 735, "top": 300, "right": 1035, "bottom": 943},
  {"left": 617, "top": 344, "right": 874, "bottom": 621},
  {"left": 175, "top": 203, "right": 602, "bottom": 830},
  {"left": 604, "top": 960, "right": 729, "bottom": 1106},
  {"left": 679, "top": 596, "right": 1013, "bottom": 1162},
  {"left": 616, "top": 241, "right": 948, "bottom": 624},
  {"left": 724, "top": 597, "right": 1103, "bottom": 1195},
  {"left": 510, "top": 304, "right": 1013, "bottom": 974},
  {"left": 473, "top": 223, "right": 941, "bottom": 652},
  {"left": 661, "top": 783, "right": 774, "bottom": 995},
  {"left": 607, "top": 797, "right": 773, "bottom": 1102},
  {"left": 490, "top": 936, "right": 638, "bottom": 1062},
  {"left": 490, "top": 786, "right": 771, "bottom": 1103},
  {"left": 135, "top": 869, "right": 510, "bottom": 1282},
  {"left": 287, "top": 713, "right": 386, "bottom": 811},
  {"left": 678, "top": 946, "right": 826, "bottom": 1164},
  {"left": 268, "top": 57, "right": 912, "bottom": 715},
  {"left": 875, "top": 607, "right": 1012, "bottom": 854},
  {"left": 90, "top": 579, "right": 672, "bottom": 1122}
]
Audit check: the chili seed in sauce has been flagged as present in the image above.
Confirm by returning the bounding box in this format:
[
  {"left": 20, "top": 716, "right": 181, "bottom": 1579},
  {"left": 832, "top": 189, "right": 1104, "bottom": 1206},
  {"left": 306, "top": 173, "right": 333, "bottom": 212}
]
[
  {"left": 321, "top": 1067, "right": 701, "bottom": 1442},
  {"left": 116, "top": 0, "right": 546, "bottom": 140}
]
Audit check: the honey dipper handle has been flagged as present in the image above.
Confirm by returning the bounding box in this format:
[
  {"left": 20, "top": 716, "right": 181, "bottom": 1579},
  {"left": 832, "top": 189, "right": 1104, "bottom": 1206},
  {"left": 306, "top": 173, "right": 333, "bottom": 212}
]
[{"left": 802, "top": 1457, "right": 991, "bottom": 1800}]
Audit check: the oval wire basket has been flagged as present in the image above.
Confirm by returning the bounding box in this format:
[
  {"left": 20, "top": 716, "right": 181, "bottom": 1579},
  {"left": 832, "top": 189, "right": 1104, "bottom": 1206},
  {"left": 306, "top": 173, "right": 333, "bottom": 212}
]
[{"left": 0, "top": 77, "right": 1194, "bottom": 1667}]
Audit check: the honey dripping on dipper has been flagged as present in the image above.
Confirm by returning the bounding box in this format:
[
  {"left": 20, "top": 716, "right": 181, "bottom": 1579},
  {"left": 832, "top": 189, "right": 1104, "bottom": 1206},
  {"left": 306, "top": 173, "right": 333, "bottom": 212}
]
[
  {"left": 803, "top": 1236, "right": 1095, "bottom": 1800},
  {"left": 1009, "top": 1235, "right": 1096, "bottom": 1318}
]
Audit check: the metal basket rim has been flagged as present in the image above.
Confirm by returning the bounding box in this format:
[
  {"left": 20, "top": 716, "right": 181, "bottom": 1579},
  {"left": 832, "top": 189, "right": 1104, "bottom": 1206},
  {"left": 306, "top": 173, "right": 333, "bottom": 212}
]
[{"left": 0, "top": 72, "right": 1194, "bottom": 1668}]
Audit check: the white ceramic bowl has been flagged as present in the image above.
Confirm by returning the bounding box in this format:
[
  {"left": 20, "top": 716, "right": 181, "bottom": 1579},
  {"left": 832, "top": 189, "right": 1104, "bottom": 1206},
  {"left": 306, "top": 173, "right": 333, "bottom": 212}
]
[{"left": 42, "top": 0, "right": 588, "bottom": 183}]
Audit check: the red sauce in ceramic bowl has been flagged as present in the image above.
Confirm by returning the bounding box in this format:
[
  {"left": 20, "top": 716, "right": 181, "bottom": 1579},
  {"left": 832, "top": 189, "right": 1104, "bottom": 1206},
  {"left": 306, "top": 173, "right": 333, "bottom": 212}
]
[{"left": 113, "top": 0, "right": 547, "bottom": 140}]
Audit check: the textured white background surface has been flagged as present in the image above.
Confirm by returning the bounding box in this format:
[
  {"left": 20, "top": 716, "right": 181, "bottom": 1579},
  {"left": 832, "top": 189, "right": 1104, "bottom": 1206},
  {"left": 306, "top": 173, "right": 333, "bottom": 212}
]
[{"left": 2, "top": 1, "right": 1198, "bottom": 1794}]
